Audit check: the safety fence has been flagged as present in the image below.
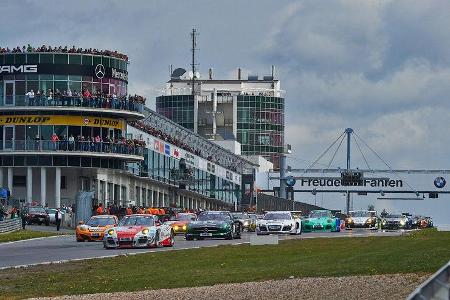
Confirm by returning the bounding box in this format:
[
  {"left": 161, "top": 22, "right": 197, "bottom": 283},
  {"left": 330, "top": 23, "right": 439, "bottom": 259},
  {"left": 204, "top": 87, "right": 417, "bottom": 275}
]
[
  {"left": 0, "top": 218, "right": 21, "bottom": 233},
  {"left": 408, "top": 260, "right": 450, "bottom": 300}
]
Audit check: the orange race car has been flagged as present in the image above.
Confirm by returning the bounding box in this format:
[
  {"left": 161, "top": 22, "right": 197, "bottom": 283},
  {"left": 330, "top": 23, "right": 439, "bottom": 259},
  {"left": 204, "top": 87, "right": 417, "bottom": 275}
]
[
  {"left": 76, "top": 215, "right": 118, "bottom": 242},
  {"left": 164, "top": 212, "right": 197, "bottom": 235}
]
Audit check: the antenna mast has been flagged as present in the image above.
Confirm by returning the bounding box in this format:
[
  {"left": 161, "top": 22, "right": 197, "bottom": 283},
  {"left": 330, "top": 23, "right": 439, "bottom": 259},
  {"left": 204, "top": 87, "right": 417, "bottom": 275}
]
[{"left": 191, "top": 28, "right": 198, "bottom": 96}]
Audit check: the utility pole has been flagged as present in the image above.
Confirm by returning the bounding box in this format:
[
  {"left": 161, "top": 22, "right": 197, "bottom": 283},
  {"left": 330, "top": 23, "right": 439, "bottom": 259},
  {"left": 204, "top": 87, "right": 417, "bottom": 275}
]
[
  {"left": 190, "top": 28, "right": 198, "bottom": 96},
  {"left": 345, "top": 128, "right": 353, "bottom": 215}
]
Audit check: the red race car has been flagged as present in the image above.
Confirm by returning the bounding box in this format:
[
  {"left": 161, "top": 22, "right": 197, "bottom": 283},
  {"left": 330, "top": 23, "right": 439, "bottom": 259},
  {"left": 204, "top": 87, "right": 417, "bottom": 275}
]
[{"left": 103, "top": 214, "right": 174, "bottom": 249}]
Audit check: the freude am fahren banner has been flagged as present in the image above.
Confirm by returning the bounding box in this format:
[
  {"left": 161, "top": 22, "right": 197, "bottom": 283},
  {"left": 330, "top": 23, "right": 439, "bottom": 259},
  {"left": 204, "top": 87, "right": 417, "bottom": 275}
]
[
  {"left": 0, "top": 115, "right": 125, "bottom": 130},
  {"left": 281, "top": 172, "right": 449, "bottom": 192}
]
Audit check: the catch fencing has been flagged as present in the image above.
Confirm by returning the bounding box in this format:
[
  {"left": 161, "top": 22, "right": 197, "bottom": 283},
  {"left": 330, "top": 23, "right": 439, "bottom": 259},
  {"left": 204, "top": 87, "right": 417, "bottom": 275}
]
[{"left": 0, "top": 219, "right": 21, "bottom": 233}]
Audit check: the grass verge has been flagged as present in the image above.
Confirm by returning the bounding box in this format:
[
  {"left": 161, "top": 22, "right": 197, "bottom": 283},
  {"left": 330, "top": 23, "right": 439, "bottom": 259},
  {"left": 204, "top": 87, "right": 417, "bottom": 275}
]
[
  {"left": 0, "top": 229, "right": 64, "bottom": 243},
  {"left": 0, "top": 229, "right": 449, "bottom": 299}
]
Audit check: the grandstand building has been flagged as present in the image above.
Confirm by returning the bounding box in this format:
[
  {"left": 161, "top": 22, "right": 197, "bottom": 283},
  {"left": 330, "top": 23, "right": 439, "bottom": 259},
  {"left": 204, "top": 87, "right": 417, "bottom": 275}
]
[
  {"left": 0, "top": 49, "right": 254, "bottom": 210},
  {"left": 156, "top": 68, "right": 285, "bottom": 169}
]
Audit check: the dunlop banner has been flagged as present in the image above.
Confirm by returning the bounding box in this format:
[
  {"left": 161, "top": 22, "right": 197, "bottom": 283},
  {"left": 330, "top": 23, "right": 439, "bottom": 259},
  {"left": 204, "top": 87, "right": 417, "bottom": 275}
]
[{"left": 0, "top": 115, "right": 125, "bottom": 130}]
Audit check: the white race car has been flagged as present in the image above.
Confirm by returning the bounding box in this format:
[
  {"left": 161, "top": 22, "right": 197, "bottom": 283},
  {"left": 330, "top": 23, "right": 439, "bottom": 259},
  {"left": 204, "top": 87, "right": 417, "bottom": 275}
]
[
  {"left": 103, "top": 214, "right": 174, "bottom": 249},
  {"left": 256, "top": 211, "right": 302, "bottom": 235}
]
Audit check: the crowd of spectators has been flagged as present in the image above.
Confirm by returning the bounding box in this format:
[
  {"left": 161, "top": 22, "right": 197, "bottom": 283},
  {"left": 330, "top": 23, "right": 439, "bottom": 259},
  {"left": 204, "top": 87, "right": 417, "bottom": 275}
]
[
  {"left": 23, "top": 88, "right": 145, "bottom": 111},
  {"left": 129, "top": 120, "right": 238, "bottom": 172},
  {"left": 28, "top": 133, "right": 145, "bottom": 156},
  {"left": 0, "top": 44, "right": 128, "bottom": 61}
]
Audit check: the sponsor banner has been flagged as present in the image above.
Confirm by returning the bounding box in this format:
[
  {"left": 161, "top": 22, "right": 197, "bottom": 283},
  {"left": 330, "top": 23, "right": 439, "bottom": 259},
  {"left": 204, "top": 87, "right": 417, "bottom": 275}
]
[
  {"left": 288, "top": 172, "right": 450, "bottom": 192},
  {"left": 164, "top": 144, "right": 171, "bottom": 156},
  {"left": 0, "top": 63, "right": 128, "bottom": 82},
  {"left": 0, "top": 115, "right": 124, "bottom": 130}
]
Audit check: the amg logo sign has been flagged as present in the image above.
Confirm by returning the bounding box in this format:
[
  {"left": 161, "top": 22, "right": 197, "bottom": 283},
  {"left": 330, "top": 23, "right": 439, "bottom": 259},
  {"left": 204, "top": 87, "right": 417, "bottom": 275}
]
[{"left": 0, "top": 65, "right": 38, "bottom": 74}]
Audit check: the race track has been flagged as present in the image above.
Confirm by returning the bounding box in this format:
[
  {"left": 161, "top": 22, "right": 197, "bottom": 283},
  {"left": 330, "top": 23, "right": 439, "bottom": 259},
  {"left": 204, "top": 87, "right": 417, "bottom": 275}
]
[{"left": 0, "top": 228, "right": 403, "bottom": 269}]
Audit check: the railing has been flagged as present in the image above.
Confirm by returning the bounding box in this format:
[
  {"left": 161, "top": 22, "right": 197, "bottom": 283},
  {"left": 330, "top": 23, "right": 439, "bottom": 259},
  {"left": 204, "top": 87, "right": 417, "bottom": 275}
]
[
  {"left": 0, "top": 140, "right": 144, "bottom": 157},
  {"left": 408, "top": 260, "right": 450, "bottom": 300},
  {"left": 0, "top": 218, "right": 21, "bottom": 233},
  {"left": 0, "top": 95, "right": 144, "bottom": 114}
]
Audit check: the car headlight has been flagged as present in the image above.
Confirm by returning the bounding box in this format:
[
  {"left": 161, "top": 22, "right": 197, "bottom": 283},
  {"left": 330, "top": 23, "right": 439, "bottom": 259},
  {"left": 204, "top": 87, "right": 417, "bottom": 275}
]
[
  {"left": 327, "top": 219, "right": 332, "bottom": 223},
  {"left": 142, "top": 228, "right": 149, "bottom": 234},
  {"left": 223, "top": 223, "right": 230, "bottom": 228},
  {"left": 182, "top": 225, "right": 187, "bottom": 230},
  {"left": 347, "top": 218, "right": 353, "bottom": 223},
  {"left": 107, "top": 229, "right": 115, "bottom": 235},
  {"left": 174, "top": 225, "right": 179, "bottom": 230},
  {"left": 400, "top": 220, "right": 406, "bottom": 226},
  {"left": 382, "top": 220, "right": 386, "bottom": 225},
  {"left": 244, "top": 221, "right": 249, "bottom": 226}
]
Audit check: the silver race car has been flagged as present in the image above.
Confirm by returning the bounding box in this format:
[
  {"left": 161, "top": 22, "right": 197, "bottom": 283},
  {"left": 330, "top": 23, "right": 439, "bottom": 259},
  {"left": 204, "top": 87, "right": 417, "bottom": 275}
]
[{"left": 256, "top": 211, "right": 302, "bottom": 235}]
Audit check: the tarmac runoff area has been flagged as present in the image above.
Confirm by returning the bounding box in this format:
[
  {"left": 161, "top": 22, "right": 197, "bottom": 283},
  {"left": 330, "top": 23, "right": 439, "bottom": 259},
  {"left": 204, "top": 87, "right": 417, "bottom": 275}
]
[
  {"left": 0, "top": 228, "right": 403, "bottom": 270},
  {"left": 30, "top": 273, "right": 428, "bottom": 300}
]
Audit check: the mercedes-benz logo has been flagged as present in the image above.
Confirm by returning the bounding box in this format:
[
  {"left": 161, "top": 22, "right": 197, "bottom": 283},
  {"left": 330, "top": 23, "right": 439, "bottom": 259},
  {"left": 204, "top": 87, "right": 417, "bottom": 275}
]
[
  {"left": 434, "top": 177, "right": 446, "bottom": 188},
  {"left": 95, "top": 64, "right": 105, "bottom": 79}
]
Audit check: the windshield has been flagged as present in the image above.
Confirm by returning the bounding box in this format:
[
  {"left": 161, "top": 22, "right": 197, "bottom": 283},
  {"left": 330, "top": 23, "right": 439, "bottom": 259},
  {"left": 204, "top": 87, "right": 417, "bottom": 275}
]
[
  {"left": 249, "top": 215, "right": 257, "bottom": 220},
  {"left": 231, "top": 213, "right": 248, "bottom": 219},
  {"left": 197, "top": 212, "right": 231, "bottom": 221},
  {"left": 386, "top": 214, "right": 403, "bottom": 218},
  {"left": 309, "top": 211, "right": 330, "bottom": 218},
  {"left": 170, "top": 213, "right": 196, "bottom": 221},
  {"left": 264, "top": 213, "right": 292, "bottom": 220},
  {"left": 350, "top": 211, "right": 370, "bottom": 217},
  {"left": 87, "top": 217, "right": 116, "bottom": 227},
  {"left": 46, "top": 209, "right": 56, "bottom": 214},
  {"left": 119, "top": 216, "right": 155, "bottom": 226},
  {"left": 29, "top": 207, "right": 46, "bottom": 214}
]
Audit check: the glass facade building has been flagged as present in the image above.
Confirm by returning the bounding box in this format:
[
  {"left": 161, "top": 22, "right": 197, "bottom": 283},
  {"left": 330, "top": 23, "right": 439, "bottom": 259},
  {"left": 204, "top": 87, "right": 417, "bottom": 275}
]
[
  {"left": 156, "top": 95, "right": 194, "bottom": 130},
  {"left": 236, "top": 95, "right": 284, "bottom": 168}
]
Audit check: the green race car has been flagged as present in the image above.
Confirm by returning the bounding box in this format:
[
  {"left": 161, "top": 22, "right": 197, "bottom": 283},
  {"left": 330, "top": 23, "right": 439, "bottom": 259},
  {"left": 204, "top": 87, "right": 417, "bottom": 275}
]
[
  {"left": 302, "top": 210, "right": 341, "bottom": 232},
  {"left": 185, "top": 211, "right": 241, "bottom": 240}
]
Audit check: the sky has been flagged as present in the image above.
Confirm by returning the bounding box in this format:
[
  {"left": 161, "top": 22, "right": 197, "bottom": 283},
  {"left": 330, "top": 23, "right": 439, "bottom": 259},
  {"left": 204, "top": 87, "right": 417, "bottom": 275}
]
[{"left": 2, "top": 0, "right": 450, "bottom": 224}]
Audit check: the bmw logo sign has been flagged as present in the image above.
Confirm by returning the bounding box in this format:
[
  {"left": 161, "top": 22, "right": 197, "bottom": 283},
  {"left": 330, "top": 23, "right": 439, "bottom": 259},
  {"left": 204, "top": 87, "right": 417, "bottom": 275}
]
[
  {"left": 434, "top": 177, "right": 446, "bottom": 188},
  {"left": 285, "top": 176, "right": 296, "bottom": 187}
]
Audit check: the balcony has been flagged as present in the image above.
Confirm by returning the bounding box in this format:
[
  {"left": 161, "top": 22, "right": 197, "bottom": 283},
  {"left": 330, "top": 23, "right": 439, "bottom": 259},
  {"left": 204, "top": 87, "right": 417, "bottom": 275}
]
[
  {"left": 0, "top": 96, "right": 145, "bottom": 120},
  {"left": 0, "top": 140, "right": 144, "bottom": 161}
]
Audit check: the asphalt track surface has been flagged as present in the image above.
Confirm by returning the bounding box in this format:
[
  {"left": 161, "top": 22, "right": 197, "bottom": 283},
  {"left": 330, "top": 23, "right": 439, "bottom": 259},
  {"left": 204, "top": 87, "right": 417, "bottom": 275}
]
[{"left": 0, "top": 228, "right": 403, "bottom": 269}]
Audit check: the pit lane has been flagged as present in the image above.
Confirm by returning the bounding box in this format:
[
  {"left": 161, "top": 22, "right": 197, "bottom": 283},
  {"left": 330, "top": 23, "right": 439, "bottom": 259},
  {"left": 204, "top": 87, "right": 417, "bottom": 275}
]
[{"left": 0, "top": 228, "right": 403, "bottom": 269}]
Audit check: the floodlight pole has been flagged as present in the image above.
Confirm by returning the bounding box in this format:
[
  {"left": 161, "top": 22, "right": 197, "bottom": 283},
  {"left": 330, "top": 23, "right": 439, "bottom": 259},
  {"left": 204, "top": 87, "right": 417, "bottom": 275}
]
[{"left": 345, "top": 128, "right": 353, "bottom": 214}]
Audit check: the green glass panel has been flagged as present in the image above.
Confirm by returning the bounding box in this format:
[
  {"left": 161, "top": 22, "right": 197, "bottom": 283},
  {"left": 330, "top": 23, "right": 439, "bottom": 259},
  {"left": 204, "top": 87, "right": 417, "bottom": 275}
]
[
  {"left": 40, "top": 54, "right": 53, "bottom": 63},
  {"left": 69, "top": 55, "right": 81, "bottom": 65},
  {"left": 54, "top": 54, "right": 68, "bottom": 64},
  {"left": 82, "top": 55, "right": 93, "bottom": 66}
]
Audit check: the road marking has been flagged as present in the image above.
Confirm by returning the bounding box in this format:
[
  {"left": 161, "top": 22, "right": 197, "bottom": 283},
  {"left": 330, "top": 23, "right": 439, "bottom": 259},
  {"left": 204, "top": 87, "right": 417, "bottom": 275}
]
[{"left": 0, "top": 234, "right": 71, "bottom": 247}]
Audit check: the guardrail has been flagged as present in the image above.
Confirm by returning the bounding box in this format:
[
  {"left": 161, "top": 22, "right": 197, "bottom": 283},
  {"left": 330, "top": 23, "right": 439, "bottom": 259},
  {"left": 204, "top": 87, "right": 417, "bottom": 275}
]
[
  {"left": 407, "top": 260, "right": 450, "bottom": 300},
  {"left": 0, "top": 219, "right": 21, "bottom": 233}
]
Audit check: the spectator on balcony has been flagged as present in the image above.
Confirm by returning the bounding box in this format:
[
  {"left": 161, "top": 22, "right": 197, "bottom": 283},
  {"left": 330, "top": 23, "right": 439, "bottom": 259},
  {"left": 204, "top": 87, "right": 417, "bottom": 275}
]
[
  {"left": 25, "top": 89, "right": 35, "bottom": 106},
  {"left": 47, "top": 89, "right": 53, "bottom": 106},
  {"left": 68, "top": 135, "right": 75, "bottom": 151},
  {"left": 82, "top": 89, "right": 91, "bottom": 99},
  {"left": 95, "top": 135, "right": 101, "bottom": 152},
  {"left": 51, "top": 133, "right": 59, "bottom": 150}
]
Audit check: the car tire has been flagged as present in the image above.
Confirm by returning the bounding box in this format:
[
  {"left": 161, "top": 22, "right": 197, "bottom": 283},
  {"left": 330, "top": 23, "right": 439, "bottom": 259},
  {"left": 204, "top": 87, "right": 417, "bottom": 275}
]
[
  {"left": 225, "top": 225, "right": 234, "bottom": 240},
  {"left": 185, "top": 235, "right": 193, "bottom": 241}
]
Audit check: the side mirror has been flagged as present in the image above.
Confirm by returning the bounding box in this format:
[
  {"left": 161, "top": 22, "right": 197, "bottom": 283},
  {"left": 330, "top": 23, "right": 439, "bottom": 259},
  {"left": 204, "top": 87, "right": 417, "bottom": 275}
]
[{"left": 78, "top": 220, "right": 84, "bottom": 225}]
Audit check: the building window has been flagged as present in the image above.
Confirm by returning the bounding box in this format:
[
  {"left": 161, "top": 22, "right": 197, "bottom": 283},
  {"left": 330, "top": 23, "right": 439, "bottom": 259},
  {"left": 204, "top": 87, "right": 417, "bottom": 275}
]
[
  {"left": 13, "top": 176, "right": 26, "bottom": 187},
  {"left": 61, "top": 176, "right": 66, "bottom": 189}
]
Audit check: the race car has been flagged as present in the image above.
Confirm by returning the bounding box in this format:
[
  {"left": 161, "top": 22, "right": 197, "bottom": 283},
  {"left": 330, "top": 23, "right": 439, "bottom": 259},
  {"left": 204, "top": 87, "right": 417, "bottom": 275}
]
[
  {"left": 256, "top": 211, "right": 301, "bottom": 235},
  {"left": 76, "top": 215, "right": 118, "bottom": 242},
  {"left": 185, "top": 211, "right": 241, "bottom": 240},
  {"left": 380, "top": 214, "right": 411, "bottom": 230},
  {"left": 164, "top": 212, "right": 197, "bottom": 235},
  {"left": 302, "top": 210, "right": 341, "bottom": 232},
  {"left": 103, "top": 214, "right": 174, "bottom": 248},
  {"left": 231, "top": 212, "right": 256, "bottom": 232},
  {"left": 345, "top": 210, "right": 378, "bottom": 229}
]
